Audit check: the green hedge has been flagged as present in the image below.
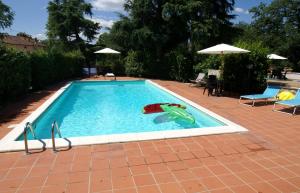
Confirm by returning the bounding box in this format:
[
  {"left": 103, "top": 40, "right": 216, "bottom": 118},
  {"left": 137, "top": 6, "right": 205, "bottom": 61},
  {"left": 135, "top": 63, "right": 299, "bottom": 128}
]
[
  {"left": 31, "top": 50, "right": 84, "bottom": 89},
  {"left": 0, "top": 46, "right": 84, "bottom": 104},
  {"left": 0, "top": 45, "right": 31, "bottom": 102}
]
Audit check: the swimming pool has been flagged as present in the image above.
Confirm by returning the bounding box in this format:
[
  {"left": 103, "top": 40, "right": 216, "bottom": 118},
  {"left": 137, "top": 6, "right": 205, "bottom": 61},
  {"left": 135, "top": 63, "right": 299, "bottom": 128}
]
[
  {"left": 0, "top": 80, "right": 247, "bottom": 152},
  {"left": 19, "top": 80, "right": 225, "bottom": 140}
]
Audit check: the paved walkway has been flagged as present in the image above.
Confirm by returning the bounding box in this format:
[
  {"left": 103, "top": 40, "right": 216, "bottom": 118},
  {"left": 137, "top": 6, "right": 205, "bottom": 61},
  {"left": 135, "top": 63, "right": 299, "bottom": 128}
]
[{"left": 0, "top": 78, "right": 299, "bottom": 193}]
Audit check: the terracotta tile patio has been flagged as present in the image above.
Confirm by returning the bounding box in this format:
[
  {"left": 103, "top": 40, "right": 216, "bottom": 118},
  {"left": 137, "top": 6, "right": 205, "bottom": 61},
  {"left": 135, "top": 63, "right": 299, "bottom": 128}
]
[{"left": 0, "top": 77, "right": 299, "bottom": 193}]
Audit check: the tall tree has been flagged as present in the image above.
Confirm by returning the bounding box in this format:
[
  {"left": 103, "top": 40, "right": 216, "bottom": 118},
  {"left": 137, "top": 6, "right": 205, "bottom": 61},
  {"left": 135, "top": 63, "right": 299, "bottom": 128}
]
[
  {"left": 249, "top": 0, "right": 300, "bottom": 70},
  {"left": 0, "top": 0, "right": 14, "bottom": 30},
  {"left": 106, "top": 0, "right": 236, "bottom": 79},
  {"left": 161, "top": 0, "right": 235, "bottom": 49},
  {"left": 47, "top": 0, "right": 100, "bottom": 50}
]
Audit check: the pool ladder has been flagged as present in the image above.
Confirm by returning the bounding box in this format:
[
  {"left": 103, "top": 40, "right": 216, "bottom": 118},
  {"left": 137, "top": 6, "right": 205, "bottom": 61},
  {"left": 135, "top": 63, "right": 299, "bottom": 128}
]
[
  {"left": 23, "top": 122, "right": 37, "bottom": 154},
  {"left": 51, "top": 120, "right": 62, "bottom": 152},
  {"left": 23, "top": 121, "right": 62, "bottom": 154}
]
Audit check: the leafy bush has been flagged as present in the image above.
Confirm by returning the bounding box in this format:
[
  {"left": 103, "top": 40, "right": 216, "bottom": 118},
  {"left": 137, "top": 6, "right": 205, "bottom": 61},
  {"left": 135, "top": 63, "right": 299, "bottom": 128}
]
[
  {"left": 165, "top": 46, "right": 193, "bottom": 82},
  {"left": 124, "top": 50, "right": 143, "bottom": 77},
  {"left": 0, "top": 45, "right": 31, "bottom": 102},
  {"left": 194, "top": 56, "right": 222, "bottom": 74},
  {"left": 223, "top": 41, "right": 269, "bottom": 93}
]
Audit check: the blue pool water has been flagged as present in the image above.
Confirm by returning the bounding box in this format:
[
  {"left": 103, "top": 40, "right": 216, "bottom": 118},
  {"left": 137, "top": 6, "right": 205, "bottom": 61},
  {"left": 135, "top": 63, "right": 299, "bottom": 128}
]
[{"left": 18, "top": 80, "right": 225, "bottom": 140}]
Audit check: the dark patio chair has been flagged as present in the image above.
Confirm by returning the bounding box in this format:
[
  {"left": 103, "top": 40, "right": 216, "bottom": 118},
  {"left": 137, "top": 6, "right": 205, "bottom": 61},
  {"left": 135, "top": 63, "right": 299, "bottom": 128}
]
[{"left": 203, "top": 75, "right": 217, "bottom": 96}]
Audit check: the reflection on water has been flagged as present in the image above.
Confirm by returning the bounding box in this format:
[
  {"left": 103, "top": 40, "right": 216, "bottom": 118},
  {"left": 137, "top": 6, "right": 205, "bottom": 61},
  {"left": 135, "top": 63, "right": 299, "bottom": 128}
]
[{"left": 153, "top": 113, "right": 199, "bottom": 128}]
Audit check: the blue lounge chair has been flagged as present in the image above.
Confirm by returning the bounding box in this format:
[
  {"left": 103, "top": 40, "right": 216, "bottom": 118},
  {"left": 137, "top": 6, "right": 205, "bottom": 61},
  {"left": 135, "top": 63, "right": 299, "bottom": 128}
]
[
  {"left": 273, "top": 90, "right": 300, "bottom": 115},
  {"left": 239, "top": 86, "right": 281, "bottom": 106}
]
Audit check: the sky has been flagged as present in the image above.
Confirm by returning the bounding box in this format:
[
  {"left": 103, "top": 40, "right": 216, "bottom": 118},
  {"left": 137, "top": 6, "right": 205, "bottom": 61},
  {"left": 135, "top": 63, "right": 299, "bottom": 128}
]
[{"left": 1, "top": 0, "right": 272, "bottom": 40}]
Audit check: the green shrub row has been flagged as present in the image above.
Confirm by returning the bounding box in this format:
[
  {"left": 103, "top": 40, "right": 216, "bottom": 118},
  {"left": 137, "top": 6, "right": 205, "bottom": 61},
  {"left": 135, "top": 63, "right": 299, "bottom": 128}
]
[
  {"left": 0, "top": 45, "right": 31, "bottom": 102},
  {"left": 31, "top": 50, "right": 84, "bottom": 89},
  {"left": 0, "top": 45, "right": 84, "bottom": 103}
]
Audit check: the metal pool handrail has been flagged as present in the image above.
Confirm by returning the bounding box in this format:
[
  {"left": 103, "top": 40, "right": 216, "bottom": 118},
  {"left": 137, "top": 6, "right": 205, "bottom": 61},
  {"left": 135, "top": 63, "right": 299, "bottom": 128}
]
[
  {"left": 23, "top": 122, "right": 36, "bottom": 154},
  {"left": 51, "top": 120, "right": 62, "bottom": 152}
]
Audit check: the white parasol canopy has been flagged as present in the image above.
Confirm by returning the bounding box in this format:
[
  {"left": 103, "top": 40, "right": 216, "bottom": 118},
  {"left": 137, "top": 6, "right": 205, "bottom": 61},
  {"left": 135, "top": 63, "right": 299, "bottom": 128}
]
[
  {"left": 94, "top": 48, "right": 120, "bottom": 54},
  {"left": 197, "top": 43, "right": 250, "bottom": 55},
  {"left": 267, "top": 54, "right": 287, "bottom": 60}
]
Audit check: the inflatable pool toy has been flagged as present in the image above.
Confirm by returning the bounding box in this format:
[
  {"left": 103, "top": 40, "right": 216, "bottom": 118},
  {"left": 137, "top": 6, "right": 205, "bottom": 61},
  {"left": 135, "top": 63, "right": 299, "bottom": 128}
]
[
  {"left": 277, "top": 91, "right": 295, "bottom": 101},
  {"left": 160, "top": 104, "right": 195, "bottom": 123},
  {"left": 160, "top": 105, "right": 195, "bottom": 123},
  {"left": 143, "top": 103, "right": 186, "bottom": 114}
]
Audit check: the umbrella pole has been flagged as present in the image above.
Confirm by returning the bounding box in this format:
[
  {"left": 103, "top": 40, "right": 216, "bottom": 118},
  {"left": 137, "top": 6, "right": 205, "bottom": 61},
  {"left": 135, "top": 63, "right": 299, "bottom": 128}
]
[
  {"left": 103, "top": 55, "right": 105, "bottom": 76},
  {"left": 218, "top": 53, "right": 225, "bottom": 96},
  {"left": 219, "top": 53, "right": 224, "bottom": 80},
  {"left": 95, "top": 57, "right": 97, "bottom": 77}
]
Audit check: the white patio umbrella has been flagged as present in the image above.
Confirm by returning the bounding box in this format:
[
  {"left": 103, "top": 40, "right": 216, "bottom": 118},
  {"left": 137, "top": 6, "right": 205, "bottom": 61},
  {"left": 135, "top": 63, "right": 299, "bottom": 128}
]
[
  {"left": 267, "top": 54, "right": 288, "bottom": 79},
  {"left": 94, "top": 48, "right": 120, "bottom": 54},
  {"left": 197, "top": 43, "right": 250, "bottom": 78},
  {"left": 197, "top": 43, "right": 250, "bottom": 55},
  {"left": 93, "top": 48, "right": 121, "bottom": 76},
  {"left": 267, "top": 54, "right": 287, "bottom": 60}
]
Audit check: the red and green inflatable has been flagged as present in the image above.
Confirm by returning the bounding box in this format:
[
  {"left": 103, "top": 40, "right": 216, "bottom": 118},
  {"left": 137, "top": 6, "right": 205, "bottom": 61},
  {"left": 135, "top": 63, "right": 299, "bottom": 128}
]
[
  {"left": 142, "top": 103, "right": 186, "bottom": 114},
  {"left": 160, "top": 104, "right": 195, "bottom": 123},
  {"left": 142, "top": 103, "right": 195, "bottom": 123}
]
